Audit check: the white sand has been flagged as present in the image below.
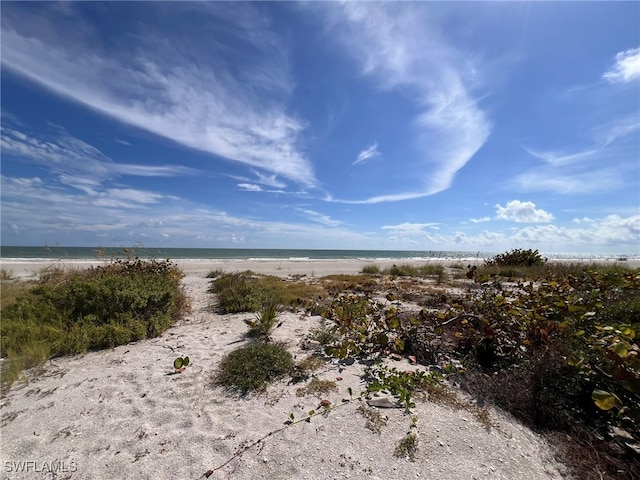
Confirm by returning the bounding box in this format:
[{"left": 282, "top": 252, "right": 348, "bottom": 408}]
[{"left": 3, "top": 258, "right": 622, "bottom": 479}]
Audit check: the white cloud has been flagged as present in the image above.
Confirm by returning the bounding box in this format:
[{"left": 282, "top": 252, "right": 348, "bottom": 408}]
[
  {"left": 323, "top": 3, "right": 490, "bottom": 200},
  {"left": 470, "top": 217, "right": 491, "bottom": 223},
  {"left": 603, "top": 47, "right": 640, "bottom": 84},
  {"left": 238, "top": 183, "right": 264, "bottom": 192},
  {"left": 298, "top": 209, "right": 342, "bottom": 227},
  {"left": 519, "top": 115, "right": 639, "bottom": 195},
  {"left": 381, "top": 222, "right": 440, "bottom": 233},
  {"left": 523, "top": 147, "right": 601, "bottom": 167},
  {"left": 250, "top": 170, "right": 287, "bottom": 189},
  {"left": 353, "top": 142, "right": 381, "bottom": 166},
  {"left": 495, "top": 200, "right": 554, "bottom": 223},
  {"left": 1, "top": 123, "right": 198, "bottom": 181},
  {"left": 511, "top": 215, "right": 640, "bottom": 247},
  {"left": 514, "top": 167, "right": 629, "bottom": 195},
  {"left": 1, "top": 3, "right": 316, "bottom": 187}
]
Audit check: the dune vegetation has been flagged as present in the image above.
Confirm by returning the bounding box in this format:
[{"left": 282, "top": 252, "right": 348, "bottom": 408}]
[
  {"left": 0, "top": 258, "right": 189, "bottom": 391},
  {"left": 210, "top": 250, "right": 639, "bottom": 480},
  {"left": 1, "top": 249, "right": 637, "bottom": 478}
]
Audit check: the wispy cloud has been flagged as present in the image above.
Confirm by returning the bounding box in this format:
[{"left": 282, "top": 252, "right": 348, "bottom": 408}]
[
  {"left": 603, "top": 47, "right": 640, "bottom": 84},
  {"left": 523, "top": 147, "right": 602, "bottom": 166},
  {"left": 518, "top": 116, "right": 638, "bottom": 194},
  {"left": 514, "top": 168, "right": 630, "bottom": 195},
  {"left": 323, "top": 3, "right": 491, "bottom": 201},
  {"left": 381, "top": 222, "right": 440, "bottom": 233},
  {"left": 1, "top": 3, "right": 316, "bottom": 187},
  {"left": 298, "top": 209, "right": 342, "bottom": 227},
  {"left": 1, "top": 122, "right": 199, "bottom": 187},
  {"left": 495, "top": 200, "right": 554, "bottom": 223},
  {"left": 470, "top": 217, "right": 491, "bottom": 224},
  {"left": 353, "top": 142, "right": 381, "bottom": 166},
  {"left": 237, "top": 183, "right": 264, "bottom": 192},
  {"left": 1, "top": 173, "right": 371, "bottom": 247}
]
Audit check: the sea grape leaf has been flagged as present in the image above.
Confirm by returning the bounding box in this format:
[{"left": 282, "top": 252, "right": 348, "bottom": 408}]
[{"left": 592, "top": 390, "right": 622, "bottom": 411}]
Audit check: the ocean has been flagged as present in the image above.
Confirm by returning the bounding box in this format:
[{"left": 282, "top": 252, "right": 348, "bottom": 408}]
[{"left": 0, "top": 246, "right": 636, "bottom": 262}]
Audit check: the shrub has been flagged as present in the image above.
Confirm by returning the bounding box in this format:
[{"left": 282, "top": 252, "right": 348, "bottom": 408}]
[
  {"left": 449, "top": 267, "right": 640, "bottom": 441},
  {"left": 214, "top": 342, "right": 294, "bottom": 395},
  {"left": 484, "top": 248, "right": 546, "bottom": 267},
  {"left": 1, "top": 259, "right": 188, "bottom": 389},
  {"left": 322, "top": 294, "right": 422, "bottom": 360},
  {"left": 210, "top": 271, "right": 323, "bottom": 313},
  {"left": 210, "top": 271, "right": 263, "bottom": 313}
]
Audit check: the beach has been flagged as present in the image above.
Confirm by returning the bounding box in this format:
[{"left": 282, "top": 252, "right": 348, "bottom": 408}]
[
  {"left": 2, "top": 255, "right": 638, "bottom": 280},
  {"left": 3, "top": 257, "right": 635, "bottom": 479}
]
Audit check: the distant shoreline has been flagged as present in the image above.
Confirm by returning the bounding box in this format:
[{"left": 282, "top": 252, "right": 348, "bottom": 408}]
[{"left": 1, "top": 256, "right": 638, "bottom": 280}]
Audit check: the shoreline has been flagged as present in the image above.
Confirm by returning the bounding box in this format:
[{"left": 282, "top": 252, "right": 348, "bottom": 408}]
[{"left": 1, "top": 256, "right": 638, "bottom": 279}]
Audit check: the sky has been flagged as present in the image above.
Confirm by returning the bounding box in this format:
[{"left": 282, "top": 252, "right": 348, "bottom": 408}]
[{"left": 1, "top": 1, "right": 639, "bottom": 254}]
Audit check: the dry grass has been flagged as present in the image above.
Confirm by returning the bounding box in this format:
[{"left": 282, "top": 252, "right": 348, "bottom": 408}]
[{"left": 295, "top": 377, "right": 338, "bottom": 397}]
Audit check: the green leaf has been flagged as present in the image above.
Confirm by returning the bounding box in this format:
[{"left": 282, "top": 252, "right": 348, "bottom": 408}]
[
  {"left": 374, "top": 333, "right": 389, "bottom": 345},
  {"left": 174, "top": 357, "right": 183, "bottom": 369},
  {"left": 621, "top": 326, "right": 636, "bottom": 339},
  {"left": 592, "top": 389, "right": 622, "bottom": 411},
  {"left": 610, "top": 342, "right": 629, "bottom": 358},
  {"left": 182, "top": 356, "right": 190, "bottom": 367}
]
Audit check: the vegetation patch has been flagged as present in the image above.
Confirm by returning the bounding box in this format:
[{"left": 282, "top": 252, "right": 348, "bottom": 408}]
[
  {"left": 319, "top": 274, "right": 379, "bottom": 295},
  {"left": 1, "top": 259, "right": 188, "bottom": 390},
  {"left": 447, "top": 264, "right": 640, "bottom": 478},
  {"left": 244, "top": 298, "right": 283, "bottom": 338},
  {"left": 296, "top": 378, "right": 337, "bottom": 397},
  {"left": 214, "top": 342, "right": 294, "bottom": 395},
  {"left": 394, "top": 416, "right": 419, "bottom": 461},
  {"left": 356, "top": 403, "right": 388, "bottom": 434},
  {"left": 209, "top": 271, "right": 323, "bottom": 313},
  {"left": 484, "top": 248, "right": 547, "bottom": 267},
  {"left": 361, "top": 264, "right": 381, "bottom": 275}
]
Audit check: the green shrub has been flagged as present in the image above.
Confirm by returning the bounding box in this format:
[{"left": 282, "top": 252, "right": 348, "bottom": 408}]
[
  {"left": 214, "top": 342, "right": 294, "bottom": 395},
  {"left": 484, "top": 248, "right": 547, "bottom": 267},
  {"left": 1, "top": 259, "right": 188, "bottom": 389},
  {"left": 322, "top": 294, "right": 422, "bottom": 360},
  {"left": 210, "top": 271, "right": 323, "bottom": 313},
  {"left": 210, "top": 271, "right": 263, "bottom": 313},
  {"left": 450, "top": 267, "right": 640, "bottom": 439}
]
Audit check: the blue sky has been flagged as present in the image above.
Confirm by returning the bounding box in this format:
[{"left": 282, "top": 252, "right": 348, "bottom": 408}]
[{"left": 1, "top": 2, "right": 639, "bottom": 253}]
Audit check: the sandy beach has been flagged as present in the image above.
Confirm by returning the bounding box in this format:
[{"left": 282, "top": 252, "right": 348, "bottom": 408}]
[{"left": 4, "top": 257, "right": 634, "bottom": 479}]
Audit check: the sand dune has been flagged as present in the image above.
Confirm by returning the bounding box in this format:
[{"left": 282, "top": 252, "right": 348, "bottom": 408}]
[{"left": 0, "top": 261, "right": 573, "bottom": 479}]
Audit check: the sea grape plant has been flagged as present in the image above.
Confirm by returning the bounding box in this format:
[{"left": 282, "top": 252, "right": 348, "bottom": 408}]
[
  {"left": 322, "top": 293, "right": 420, "bottom": 360},
  {"left": 448, "top": 267, "right": 639, "bottom": 438},
  {"left": 174, "top": 356, "right": 190, "bottom": 369}
]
